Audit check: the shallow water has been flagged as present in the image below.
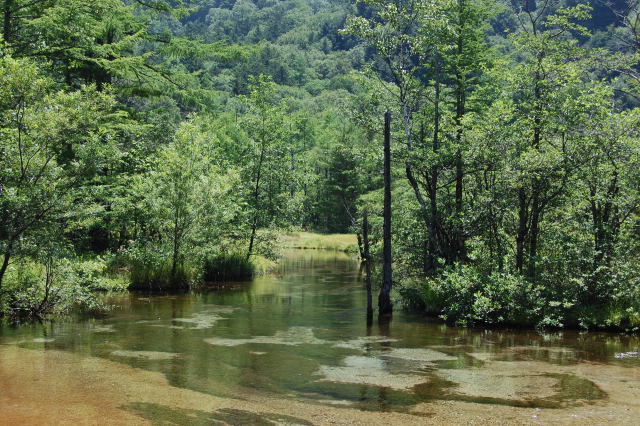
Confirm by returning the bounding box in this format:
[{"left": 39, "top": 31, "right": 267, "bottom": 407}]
[{"left": 1, "top": 250, "right": 640, "bottom": 424}]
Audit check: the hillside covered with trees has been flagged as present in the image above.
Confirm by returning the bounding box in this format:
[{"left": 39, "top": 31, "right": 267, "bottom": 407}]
[{"left": 1, "top": 0, "right": 640, "bottom": 331}]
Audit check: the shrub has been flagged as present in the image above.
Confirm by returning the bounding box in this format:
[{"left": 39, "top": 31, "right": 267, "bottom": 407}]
[
  {"left": 1, "top": 256, "right": 125, "bottom": 318},
  {"left": 121, "top": 244, "right": 194, "bottom": 291},
  {"left": 129, "top": 260, "right": 193, "bottom": 291},
  {"left": 410, "top": 265, "right": 541, "bottom": 327}
]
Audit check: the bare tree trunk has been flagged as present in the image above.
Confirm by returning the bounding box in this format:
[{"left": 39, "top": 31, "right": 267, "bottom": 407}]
[
  {"left": 453, "top": 0, "right": 466, "bottom": 263},
  {"left": 0, "top": 236, "right": 14, "bottom": 297},
  {"left": 247, "top": 215, "right": 258, "bottom": 261},
  {"left": 363, "top": 209, "right": 373, "bottom": 320},
  {"left": 0, "top": 246, "right": 11, "bottom": 297},
  {"left": 247, "top": 137, "right": 267, "bottom": 260},
  {"left": 171, "top": 211, "right": 180, "bottom": 283},
  {"left": 527, "top": 196, "right": 540, "bottom": 280},
  {"left": 426, "top": 67, "right": 441, "bottom": 273},
  {"left": 515, "top": 188, "right": 528, "bottom": 274},
  {"left": 379, "top": 111, "right": 393, "bottom": 317}
]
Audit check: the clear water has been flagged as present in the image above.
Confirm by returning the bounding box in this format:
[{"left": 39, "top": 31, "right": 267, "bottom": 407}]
[{"left": 1, "top": 250, "right": 639, "bottom": 423}]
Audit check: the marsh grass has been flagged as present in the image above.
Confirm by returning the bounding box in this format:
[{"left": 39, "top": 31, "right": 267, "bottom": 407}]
[
  {"left": 280, "top": 232, "right": 358, "bottom": 252},
  {"left": 129, "top": 261, "right": 193, "bottom": 291},
  {"left": 203, "top": 253, "right": 254, "bottom": 282}
]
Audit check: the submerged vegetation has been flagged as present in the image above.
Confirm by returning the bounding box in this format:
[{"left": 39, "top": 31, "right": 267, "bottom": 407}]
[{"left": 0, "top": 0, "right": 639, "bottom": 331}]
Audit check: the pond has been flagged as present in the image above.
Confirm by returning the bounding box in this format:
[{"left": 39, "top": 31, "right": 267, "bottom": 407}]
[{"left": 1, "top": 250, "right": 639, "bottom": 424}]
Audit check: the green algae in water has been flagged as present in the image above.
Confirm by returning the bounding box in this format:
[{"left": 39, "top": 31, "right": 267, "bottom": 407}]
[
  {"left": 380, "top": 347, "right": 458, "bottom": 363},
  {"left": 125, "top": 402, "right": 314, "bottom": 426},
  {"left": 317, "top": 356, "right": 431, "bottom": 390},
  {"left": 111, "top": 350, "right": 180, "bottom": 360},
  {"left": 204, "top": 326, "right": 327, "bottom": 346}
]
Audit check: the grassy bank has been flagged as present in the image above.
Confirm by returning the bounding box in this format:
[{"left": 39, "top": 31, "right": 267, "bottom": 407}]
[{"left": 279, "top": 232, "right": 358, "bottom": 252}]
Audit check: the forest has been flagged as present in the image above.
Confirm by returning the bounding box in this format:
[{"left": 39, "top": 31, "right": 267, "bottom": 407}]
[{"left": 1, "top": 0, "right": 639, "bottom": 331}]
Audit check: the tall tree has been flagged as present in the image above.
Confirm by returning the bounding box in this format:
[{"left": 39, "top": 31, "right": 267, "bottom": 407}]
[
  {"left": 507, "top": 2, "right": 593, "bottom": 279},
  {"left": 379, "top": 111, "right": 393, "bottom": 316},
  {"left": 241, "top": 75, "right": 293, "bottom": 259},
  {"left": 0, "top": 55, "right": 125, "bottom": 290}
]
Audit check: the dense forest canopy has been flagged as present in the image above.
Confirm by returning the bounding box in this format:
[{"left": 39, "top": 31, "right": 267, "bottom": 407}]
[{"left": 1, "top": 0, "right": 640, "bottom": 330}]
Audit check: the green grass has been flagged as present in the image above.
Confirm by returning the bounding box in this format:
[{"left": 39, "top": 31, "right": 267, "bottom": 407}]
[
  {"left": 203, "top": 253, "right": 278, "bottom": 281},
  {"left": 279, "top": 232, "right": 358, "bottom": 252},
  {"left": 129, "top": 261, "right": 193, "bottom": 291},
  {"left": 251, "top": 255, "right": 277, "bottom": 276},
  {"left": 203, "top": 253, "right": 254, "bottom": 281}
]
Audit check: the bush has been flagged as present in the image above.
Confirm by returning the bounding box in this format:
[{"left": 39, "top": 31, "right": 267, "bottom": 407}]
[
  {"left": 1, "top": 256, "right": 126, "bottom": 318},
  {"left": 121, "top": 244, "right": 194, "bottom": 291},
  {"left": 403, "top": 265, "right": 542, "bottom": 327},
  {"left": 129, "top": 260, "right": 193, "bottom": 291},
  {"left": 203, "top": 253, "right": 254, "bottom": 282},
  {"left": 398, "top": 260, "right": 640, "bottom": 331}
]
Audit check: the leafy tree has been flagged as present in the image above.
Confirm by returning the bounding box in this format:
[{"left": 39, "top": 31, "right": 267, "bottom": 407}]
[
  {"left": 140, "top": 119, "right": 240, "bottom": 285},
  {"left": 240, "top": 75, "right": 294, "bottom": 258},
  {"left": 0, "top": 55, "right": 124, "bottom": 292}
]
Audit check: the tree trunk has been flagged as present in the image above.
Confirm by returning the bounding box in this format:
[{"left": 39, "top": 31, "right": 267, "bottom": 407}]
[
  {"left": 527, "top": 191, "right": 540, "bottom": 280},
  {"left": 515, "top": 188, "right": 528, "bottom": 274},
  {"left": 379, "top": 111, "right": 393, "bottom": 317},
  {"left": 401, "top": 95, "right": 430, "bottom": 273},
  {"left": 171, "top": 213, "right": 180, "bottom": 284},
  {"left": 0, "top": 245, "right": 11, "bottom": 296},
  {"left": 247, "top": 216, "right": 258, "bottom": 261},
  {"left": 453, "top": 0, "right": 466, "bottom": 263},
  {"left": 426, "top": 68, "right": 441, "bottom": 273},
  {"left": 523, "top": 62, "right": 543, "bottom": 279},
  {"left": 363, "top": 209, "right": 373, "bottom": 320},
  {"left": 247, "top": 136, "right": 267, "bottom": 260}
]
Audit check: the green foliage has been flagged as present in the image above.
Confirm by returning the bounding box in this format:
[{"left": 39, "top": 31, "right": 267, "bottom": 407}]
[
  {"left": 1, "top": 256, "right": 126, "bottom": 317},
  {"left": 400, "top": 266, "right": 537, "bottom": 327},
  {"left": 2, "top": 0, "right": 640, "bottom": 332},
  {"left": 346, "top": 0, "right": 640, "bottom": 331},
  {"left": 0, "top": 53, "right": 128, "bottom": 295}
]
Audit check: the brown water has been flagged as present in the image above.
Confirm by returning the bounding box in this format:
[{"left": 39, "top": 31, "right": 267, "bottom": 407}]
[{"left": 1, "top": 250, "right": 639, "bottom": 425}]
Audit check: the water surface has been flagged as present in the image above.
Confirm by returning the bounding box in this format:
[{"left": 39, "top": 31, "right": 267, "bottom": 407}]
[{"left": 1, "top": 250, "right": 639, "bottom": 424}]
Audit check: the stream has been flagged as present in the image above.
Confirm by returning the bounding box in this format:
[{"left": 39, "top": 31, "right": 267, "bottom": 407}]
[{"left": 1, "top": 250, "right": 639, "bottom": 424}]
